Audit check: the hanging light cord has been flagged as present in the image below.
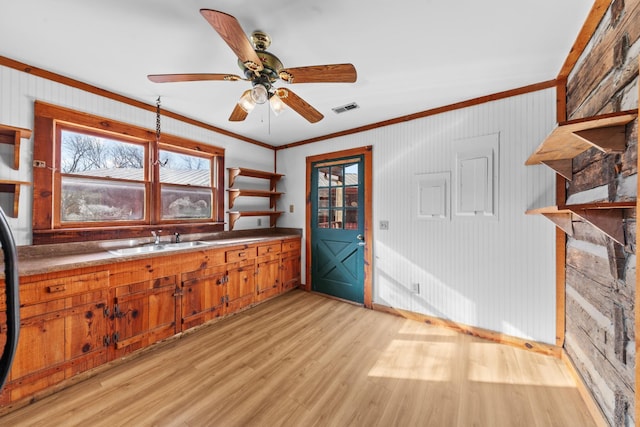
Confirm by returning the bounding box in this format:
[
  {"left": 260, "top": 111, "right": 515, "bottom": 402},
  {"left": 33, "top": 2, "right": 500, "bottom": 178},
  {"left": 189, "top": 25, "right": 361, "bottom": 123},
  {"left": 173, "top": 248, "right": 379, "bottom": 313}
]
[{"left": 155, "top": 96, "right": 162, "bottom": 143}]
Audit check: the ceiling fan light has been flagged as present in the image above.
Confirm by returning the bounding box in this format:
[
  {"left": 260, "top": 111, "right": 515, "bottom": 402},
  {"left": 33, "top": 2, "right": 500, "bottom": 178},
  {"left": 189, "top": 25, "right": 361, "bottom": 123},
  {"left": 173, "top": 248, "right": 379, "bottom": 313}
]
[
  {"left": 250, "top": 84, "right": 269, "bottom": 104},
  {"left": 238, "top": 90, "right": 256, "bottom": 112},
  {"left": 270, "top": 94, "right": 286, "bottom": 116}
]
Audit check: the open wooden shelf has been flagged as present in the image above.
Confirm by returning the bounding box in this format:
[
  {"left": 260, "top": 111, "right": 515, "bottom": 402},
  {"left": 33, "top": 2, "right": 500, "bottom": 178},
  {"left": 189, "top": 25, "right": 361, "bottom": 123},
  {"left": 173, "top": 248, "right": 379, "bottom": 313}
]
[
  {"left": 0, "top": 124, "right": 32, "bottom": 170},
  {"left": 227, "top": 168, "right": 285, "bottom": 230},
  {"left": 0, "top": 179, "right": 31, "bottom": 217},
  {"left": 228, "top": 167, "right": 284, "bottom": 191},
  {"left": 525, "top": 110, "right": 637, "bottom": 180},
  {"left": 227, "top": 211, "right": 284, "bottom": 230},
  {"left": 227, "top": 188, "right": 283, "bottom": 209},
  {"left": 526, "top": 201, "right": 635, "bottom": 245}
]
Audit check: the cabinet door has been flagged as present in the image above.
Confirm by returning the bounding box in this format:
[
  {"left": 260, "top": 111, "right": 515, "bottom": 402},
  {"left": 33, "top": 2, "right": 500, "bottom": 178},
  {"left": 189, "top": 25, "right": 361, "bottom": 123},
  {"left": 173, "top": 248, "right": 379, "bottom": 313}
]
[
  {"left": 7, "top": 297, "right": 108, "bottom": 402},
  {"left": 227, "top": 263, "right": 255, "bottom": 313},
  {"left": 281, "top": 251, "right": 301, "bottom": 291},
  {"left": 256, "top": 257, "right": 280, "bottom": 302},
  {"left": 181, "top": 266, "right": 226, "bottom": 330},
  {"left": 112, "top": 276, "right": 178, "bottom": 357}
]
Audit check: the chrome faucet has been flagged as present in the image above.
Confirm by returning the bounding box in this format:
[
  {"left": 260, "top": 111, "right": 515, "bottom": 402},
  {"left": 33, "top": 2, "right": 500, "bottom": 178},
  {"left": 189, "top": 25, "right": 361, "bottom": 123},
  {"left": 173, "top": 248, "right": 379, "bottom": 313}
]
[
  {"left": 151, "top": 230, "right": 162, "bottom": 245},
  {"left": 174, "top": 232, "right": 181, "bottom": 243}
]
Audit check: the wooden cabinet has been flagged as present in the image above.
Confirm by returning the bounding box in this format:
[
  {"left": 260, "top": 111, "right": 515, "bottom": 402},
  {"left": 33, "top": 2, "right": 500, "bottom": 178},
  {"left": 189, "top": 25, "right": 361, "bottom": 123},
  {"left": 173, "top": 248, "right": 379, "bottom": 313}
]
[
  {"left": 255, "top": 242, "right": 282, "bottom": 302},
  {"left": 1, "top": 270, "right": 109, "bottom": 404},
  {"left": 227, "top": 167, "right": 284, "bottom": 230},
  {"left": 525, "top": 110, "right": 637, "bottom": 245},
  {"left": 181, "top": 264, "right": 227, "bottom": 330},
  {"left": 111, "top": 275, "right": 178, "bottom": 357},
  {"left": 0, "top": 235, "right": 301, "bottom": 407},
  {"left": 281, "top": 239, "right": 302, "bottom": 291},
  {"left": 226, "top": 260, "right": 255, "bottom": 313}
]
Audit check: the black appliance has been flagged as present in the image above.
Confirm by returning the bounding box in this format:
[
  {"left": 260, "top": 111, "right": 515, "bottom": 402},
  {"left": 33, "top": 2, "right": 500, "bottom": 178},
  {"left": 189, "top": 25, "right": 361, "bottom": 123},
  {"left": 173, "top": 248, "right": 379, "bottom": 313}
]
[{"left": 0, "top": 206, "right": 19, "bottom": 391}]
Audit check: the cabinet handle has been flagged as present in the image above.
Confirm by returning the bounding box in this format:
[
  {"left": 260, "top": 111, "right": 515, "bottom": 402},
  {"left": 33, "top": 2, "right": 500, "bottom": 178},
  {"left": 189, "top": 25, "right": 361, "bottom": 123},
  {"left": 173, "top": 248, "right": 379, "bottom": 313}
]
[
  {"left": 47, "top": 284, "right": 66, "bottom": 293},
  {"left": 238, "top": 252, "right": 246, "bottom": 257}
]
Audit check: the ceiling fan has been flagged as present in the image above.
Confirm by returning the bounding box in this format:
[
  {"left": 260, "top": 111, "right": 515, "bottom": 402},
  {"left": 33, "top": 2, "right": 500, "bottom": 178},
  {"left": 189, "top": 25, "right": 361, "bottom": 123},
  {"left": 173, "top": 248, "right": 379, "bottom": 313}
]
[{"left": 148, "top": 9, "right": 357, "bottom": 123}]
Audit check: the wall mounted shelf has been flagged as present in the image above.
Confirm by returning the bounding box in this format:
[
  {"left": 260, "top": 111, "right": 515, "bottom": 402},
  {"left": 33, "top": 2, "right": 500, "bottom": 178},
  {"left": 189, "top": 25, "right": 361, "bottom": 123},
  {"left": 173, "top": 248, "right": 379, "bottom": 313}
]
[
  {"left": 526, "top": 201, "right": 635, "bottom": 245},
  {"left": 227, "top": 167, "right": 285, "bottom": 231},
  {"left": 0, "top": 179, "right": 31, "bottom": 217},
  {"left": 525, "top": 110, "right": 637, "bottom": 180},
  {"left": 0, "top": 124, "right": 32, "bottom": 170},
  {"left": 227, "top": 189, "right": 283, "bottom": 210},
  {"left": 227, "top": 211, "right": 284, "bottom": 230}
]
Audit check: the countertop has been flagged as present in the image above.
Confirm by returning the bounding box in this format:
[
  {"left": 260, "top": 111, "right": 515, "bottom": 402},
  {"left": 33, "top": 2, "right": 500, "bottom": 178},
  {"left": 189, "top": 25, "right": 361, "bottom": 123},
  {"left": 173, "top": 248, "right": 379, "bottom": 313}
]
[{"left": 2, "top": 229, "right": 302, "bottom": 278}]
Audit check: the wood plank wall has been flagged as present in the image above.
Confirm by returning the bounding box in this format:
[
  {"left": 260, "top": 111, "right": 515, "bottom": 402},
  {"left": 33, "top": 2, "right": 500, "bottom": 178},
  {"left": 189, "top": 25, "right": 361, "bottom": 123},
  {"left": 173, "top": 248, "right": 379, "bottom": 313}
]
[{"left": 563, "top": 0, "right": 639, "bottom": 425}]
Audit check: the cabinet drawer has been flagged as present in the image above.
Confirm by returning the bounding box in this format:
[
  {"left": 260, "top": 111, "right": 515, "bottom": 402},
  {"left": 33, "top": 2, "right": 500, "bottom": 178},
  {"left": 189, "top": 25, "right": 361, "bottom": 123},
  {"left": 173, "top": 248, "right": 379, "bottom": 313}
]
[
  {"left": 257, "top": 243, "right": 280, "bottom": 256},
  {"left": 226, "top": 247, "right": 257, "bottom": 263},
  {"left": 281, "top": 239, "right": 301, "bottom": 252},
  {"left": 20, "top": 270, "right": 109, "bottom": 306}
]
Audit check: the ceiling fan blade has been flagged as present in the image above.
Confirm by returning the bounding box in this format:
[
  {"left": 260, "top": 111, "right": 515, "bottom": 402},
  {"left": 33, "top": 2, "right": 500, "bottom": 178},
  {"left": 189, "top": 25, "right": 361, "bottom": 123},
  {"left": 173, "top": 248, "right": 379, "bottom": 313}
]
[
  {"left": 229, "top": 90, "right": 251, "bottom": 121},
  {"left": 275, "top": 88, "right": 324, "bottom": 123},
  {"left": 279, "top": 64, "right": 357, "bottom": 84},
  {"left": 148, "top": 73, "right": 245, "bottom": 83},
  {"left": 200, "top": 9, "right": 263, "bottom": 73}
]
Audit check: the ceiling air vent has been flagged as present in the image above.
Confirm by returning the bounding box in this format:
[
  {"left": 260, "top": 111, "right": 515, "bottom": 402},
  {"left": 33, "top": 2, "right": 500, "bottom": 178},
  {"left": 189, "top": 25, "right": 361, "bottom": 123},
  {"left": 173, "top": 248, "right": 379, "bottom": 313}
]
[{"left": 332, "top": 102, "right": 360, "bottom": 114}]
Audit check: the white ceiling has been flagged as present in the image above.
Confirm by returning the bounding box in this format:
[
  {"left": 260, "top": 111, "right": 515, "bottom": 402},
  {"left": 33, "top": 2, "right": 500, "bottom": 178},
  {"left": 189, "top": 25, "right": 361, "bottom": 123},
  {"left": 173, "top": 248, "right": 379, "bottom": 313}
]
[{"left": 1, "top": 0, "right": 594, "bottom": 146}]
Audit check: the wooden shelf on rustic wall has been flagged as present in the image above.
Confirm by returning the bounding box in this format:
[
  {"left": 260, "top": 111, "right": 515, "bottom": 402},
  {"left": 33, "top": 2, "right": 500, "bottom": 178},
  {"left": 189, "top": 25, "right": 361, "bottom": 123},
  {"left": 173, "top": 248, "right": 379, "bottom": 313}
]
[
  {"left": 0, "top": 179, "right": 31, "bottom": 217},
  {"left": 0, "top": 124, "right": 32, "bottom": 170},
  {"left": 525, "top": 110, "right": 637, "bottom": 180},
  {"left": 526, "top": 201, "right": 636, "bottom": 245},
  {"left": 227, "top": 167, "right": 285, "bottom": 231}
]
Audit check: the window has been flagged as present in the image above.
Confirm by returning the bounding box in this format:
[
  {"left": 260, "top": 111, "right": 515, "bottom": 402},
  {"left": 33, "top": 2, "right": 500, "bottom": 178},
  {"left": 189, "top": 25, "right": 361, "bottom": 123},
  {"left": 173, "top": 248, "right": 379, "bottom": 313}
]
[
  {"left": 33, "top": 102, "right": 225, "bottom": 244},
  {"left": 59, "top": 126, "right": 147, "bottom": 224}
]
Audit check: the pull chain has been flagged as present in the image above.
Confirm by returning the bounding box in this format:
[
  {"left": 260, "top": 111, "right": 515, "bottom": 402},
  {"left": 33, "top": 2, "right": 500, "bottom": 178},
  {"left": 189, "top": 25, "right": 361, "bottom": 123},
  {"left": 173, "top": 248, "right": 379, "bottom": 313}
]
[{"left": 155, "top": 96, "right": 162, "bottom": 143}]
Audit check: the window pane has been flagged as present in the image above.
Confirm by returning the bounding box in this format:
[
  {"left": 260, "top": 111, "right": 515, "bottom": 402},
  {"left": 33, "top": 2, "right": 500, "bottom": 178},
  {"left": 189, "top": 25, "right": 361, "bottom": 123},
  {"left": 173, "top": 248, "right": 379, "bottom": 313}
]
[
  {"left": 317, "top": 209, "right": 329, "bottom": 228},
  {"left": 61, "top": 129, "right": 144, "bottom": 181},
  {"left": 317, "top": 167, "right": 331, "bottom": 188},
  {"left": 345, "top": 209, "right": 358, "bottom": 229},
  {"left": 61, "top": 176, "right": 145, "bottom": 222},
  {"left": 159, "top": 149, "right": 211, "bottom": 187},
  {"left": 161, "top": 185, "right": 212, "bottom": 219},
  {"left": 330, "top": 208, "right": 344, "bottom": 229},
  {"left": 345, "top": 186, "right": 358, "bottom": 207},
  {"left": 318, "top": 188, "right": 329, "bottom": 208},
  {"left": 331, "top": 188, "right": 343, "bottom": 208}
]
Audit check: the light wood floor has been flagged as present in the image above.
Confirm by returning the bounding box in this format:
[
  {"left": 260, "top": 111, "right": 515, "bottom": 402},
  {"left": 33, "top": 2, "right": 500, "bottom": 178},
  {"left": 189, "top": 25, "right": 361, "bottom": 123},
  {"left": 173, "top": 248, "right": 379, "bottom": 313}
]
[{"left": 0, "top": 290, "right": 597, "bottom": 427}]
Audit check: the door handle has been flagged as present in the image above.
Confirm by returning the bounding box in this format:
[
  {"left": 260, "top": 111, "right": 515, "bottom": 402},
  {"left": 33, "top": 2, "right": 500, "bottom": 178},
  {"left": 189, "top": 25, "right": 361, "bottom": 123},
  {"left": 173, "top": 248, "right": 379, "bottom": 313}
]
[{"left": 356, "top": 234, "right": 365, "bottom": 246}]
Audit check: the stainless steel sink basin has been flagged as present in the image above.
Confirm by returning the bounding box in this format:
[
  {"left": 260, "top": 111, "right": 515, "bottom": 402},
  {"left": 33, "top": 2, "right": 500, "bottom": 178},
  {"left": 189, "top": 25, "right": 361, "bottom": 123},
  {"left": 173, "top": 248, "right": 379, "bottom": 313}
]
[{"left": 109, "top": 241, "right": 214, "bottom": 256}]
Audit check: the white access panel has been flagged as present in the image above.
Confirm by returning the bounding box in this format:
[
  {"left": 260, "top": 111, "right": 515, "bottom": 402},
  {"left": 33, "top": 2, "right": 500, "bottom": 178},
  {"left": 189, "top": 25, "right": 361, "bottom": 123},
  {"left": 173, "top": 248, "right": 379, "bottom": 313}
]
[{"left": 454, "top": 133, "right": 499, "bottom": 218}]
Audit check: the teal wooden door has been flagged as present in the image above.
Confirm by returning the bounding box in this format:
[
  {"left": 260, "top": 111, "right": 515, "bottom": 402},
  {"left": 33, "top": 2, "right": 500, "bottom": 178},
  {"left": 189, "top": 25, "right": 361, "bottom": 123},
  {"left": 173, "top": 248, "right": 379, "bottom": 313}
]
[{"left": 311, "top": 156, "right": 365, "bottom": 303}]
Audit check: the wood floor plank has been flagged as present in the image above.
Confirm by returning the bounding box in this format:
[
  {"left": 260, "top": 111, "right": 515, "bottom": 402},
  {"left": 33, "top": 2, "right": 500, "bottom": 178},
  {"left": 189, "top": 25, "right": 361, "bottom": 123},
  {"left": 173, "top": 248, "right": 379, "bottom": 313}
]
[{"left": 0, "top": 290, "right": 599, "bottom": 427}]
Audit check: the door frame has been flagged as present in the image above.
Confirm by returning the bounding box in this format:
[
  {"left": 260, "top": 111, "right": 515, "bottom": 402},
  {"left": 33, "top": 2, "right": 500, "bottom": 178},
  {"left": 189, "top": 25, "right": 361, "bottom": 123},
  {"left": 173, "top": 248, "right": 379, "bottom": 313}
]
[{"left": 305, "top": 146, "right": 373, "bottom": 308}]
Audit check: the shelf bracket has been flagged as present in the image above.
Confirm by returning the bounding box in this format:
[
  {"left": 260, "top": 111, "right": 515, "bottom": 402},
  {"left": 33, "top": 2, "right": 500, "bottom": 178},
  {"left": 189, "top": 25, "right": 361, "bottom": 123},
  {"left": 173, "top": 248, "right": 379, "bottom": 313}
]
[
  {"left": 541, "top": 159, "right": 573, "bottom": 181},
  {"left": 573, "top": 126, "right": 627, "bottom": 154},
  {"left": 540, "top": 212, "right": 574, "bottom": 236},
  {"left": 571, "top": 208, "right": 626, "bottom": 246}
]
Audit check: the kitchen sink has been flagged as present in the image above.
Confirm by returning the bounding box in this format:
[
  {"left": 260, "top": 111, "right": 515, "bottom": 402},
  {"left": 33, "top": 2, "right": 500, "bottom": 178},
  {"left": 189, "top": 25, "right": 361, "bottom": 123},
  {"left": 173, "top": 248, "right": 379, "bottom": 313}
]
[{"left": 109, "top": 240, "right": 214, "bottom": 256}]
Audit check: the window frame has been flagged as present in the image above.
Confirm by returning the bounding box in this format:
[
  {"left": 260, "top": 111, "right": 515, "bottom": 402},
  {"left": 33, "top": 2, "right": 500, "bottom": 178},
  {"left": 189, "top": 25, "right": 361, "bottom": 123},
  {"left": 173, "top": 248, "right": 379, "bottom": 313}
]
[{"left": 33, "top": 101, "right": 225, "bottom": 245}]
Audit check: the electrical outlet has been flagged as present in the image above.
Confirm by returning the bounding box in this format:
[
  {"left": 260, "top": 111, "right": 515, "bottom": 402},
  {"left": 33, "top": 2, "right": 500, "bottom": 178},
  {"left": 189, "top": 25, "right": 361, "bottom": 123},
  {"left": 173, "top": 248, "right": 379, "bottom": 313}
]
[
  {"left": 33, "top": 160, "right": 46, "bottom": 168},
  {"left": 289, "top": 204, "right": 294, "bottom": 213},
  {"left": 257, "top": 218, "right": 262, "bottom": 226},
  {"left": 379, "top": 220, "right": 389, "bottom": 230},
  {"left": 410, "top": 283, "right": 420, "bottom": 293}
]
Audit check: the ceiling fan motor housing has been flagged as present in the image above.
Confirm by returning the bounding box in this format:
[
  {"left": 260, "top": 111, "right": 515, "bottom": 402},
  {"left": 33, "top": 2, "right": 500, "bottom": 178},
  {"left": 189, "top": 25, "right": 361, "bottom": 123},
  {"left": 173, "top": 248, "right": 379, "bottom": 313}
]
[{"left": 238, "top": 49, "right": 283, "bottom": 84}]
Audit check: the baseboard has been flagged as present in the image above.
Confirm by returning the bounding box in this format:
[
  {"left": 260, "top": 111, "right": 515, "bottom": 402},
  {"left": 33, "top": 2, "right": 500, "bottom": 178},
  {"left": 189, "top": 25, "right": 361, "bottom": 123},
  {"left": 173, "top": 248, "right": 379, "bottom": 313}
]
[
  {"left": 561, "top": 350, "right": 609, "bottom": 427},
  {"left": 372, "top": 303, "right": 561, "bottom": 358}
]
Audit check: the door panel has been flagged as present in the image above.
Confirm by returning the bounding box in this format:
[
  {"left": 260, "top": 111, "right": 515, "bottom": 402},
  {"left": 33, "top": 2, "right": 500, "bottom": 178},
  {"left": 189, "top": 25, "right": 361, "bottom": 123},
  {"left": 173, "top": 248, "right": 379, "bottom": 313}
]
[{"left": 311, "top": 156, "right": 365, "bottom": 303}]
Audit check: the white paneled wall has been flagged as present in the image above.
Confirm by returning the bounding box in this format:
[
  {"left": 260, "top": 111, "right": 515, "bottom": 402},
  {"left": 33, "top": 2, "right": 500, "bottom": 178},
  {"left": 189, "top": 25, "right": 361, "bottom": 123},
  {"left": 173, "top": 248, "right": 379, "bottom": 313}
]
[
  {"left": 0, "top": 65, "right": 274, "bottom": 242},
  {"left": 278, "top": 89, "right": 558, "bottom": 343}
]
